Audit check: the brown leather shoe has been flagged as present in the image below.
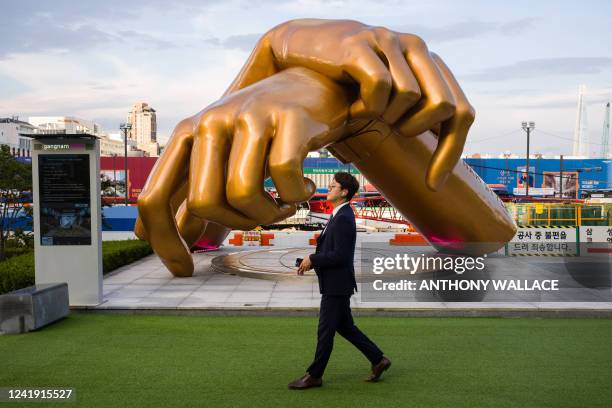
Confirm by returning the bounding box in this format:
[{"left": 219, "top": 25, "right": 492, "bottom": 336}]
[
  {"left": 288, "top": 373, "right": 322, "bottom": 390},
  {"left": 366, "top": 356, "right": 391, "bottom": 382}
]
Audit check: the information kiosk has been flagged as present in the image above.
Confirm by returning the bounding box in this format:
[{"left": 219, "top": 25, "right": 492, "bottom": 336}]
[{"left": 31, "top": 133, "right": 102, "bottom": 306}]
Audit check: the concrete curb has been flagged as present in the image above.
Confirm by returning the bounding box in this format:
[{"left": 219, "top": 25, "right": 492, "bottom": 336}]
[{"left": 71, "top": 306, "right": 612, "bottom": 318}]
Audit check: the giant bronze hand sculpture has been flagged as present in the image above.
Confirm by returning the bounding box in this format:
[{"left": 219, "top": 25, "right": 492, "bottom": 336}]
[
  {"left": 136, "top": 19, "right": 516, "bottom": 277},
  {"left": 226, "top": 19, "right": 469, "bottom": 191},
  {"left": 136, "top": 68, "right": 352, "bottom": 276}
]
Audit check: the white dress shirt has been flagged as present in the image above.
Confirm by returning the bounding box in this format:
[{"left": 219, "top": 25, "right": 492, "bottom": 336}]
[{"left": 321, "top": 201, "right": 350, "bottom": 235}]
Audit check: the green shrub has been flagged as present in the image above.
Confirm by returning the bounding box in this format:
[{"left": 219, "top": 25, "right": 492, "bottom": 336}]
[
  {"left": 102, "top": 240, "right": 152, "bottom": 274},
  {"left": 2, "top": 247, "right": 33, "bottom": 260},
  {"left": 0, "top": 252, "right": 35, "bottom": 295},
  {"left": 0, "top": 240, "right": 152, "bottom": 295}
]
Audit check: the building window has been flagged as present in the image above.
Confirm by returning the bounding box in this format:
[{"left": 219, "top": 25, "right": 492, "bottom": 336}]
[{"left": 19, "top": 138, "right": 30, "bottom": 149}]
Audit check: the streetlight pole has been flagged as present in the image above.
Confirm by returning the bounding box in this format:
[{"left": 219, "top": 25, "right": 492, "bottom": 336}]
[
  {"left": 120, "top": 123, "right": 132, "bottom": 206},
  {"left": 112, "top": 153, "right": 117, "bottom": 199},
  {"left": 521, "top": 121, "right": 535, "bottom": 197}
]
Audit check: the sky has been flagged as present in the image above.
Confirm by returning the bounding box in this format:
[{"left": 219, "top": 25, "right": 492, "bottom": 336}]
[{"left": 1, "top": 0, "right": 612, "bottom": 157}]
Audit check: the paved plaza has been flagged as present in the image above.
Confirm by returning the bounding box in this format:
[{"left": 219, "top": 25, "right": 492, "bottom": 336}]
[{"left": 86, "top": 244, "right": 612, "bottom": 316}]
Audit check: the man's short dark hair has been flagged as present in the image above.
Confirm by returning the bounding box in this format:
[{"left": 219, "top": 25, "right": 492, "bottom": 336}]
[{"left": 333, "top": 171, "right": 359, "bottom": 201}]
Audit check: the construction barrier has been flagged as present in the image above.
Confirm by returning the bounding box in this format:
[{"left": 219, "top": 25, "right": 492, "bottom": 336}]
[
  {"left": 260, "top": 233, "right": 274, "bottom": 246},
  {"left": 228, "top": 231, "right": 275, "bottom": 246},
  {"left": 389, "top": 233, "right": 429, "bottom": 246},
  {"left": 229, "top": 232, "right": 243, "bottom": 246},
  {"left": 506, "top": 226, "right": 578, "bottom": 256}
]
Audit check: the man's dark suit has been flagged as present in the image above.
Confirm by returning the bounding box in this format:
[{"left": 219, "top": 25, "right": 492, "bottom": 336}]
[{"left": 307, "top": 203, "right": 384, "bottom": 379}]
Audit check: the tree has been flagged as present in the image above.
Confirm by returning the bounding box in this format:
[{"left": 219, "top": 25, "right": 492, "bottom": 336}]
[{"left": 0, "top": 145, "right": 32, "bottom": 260}]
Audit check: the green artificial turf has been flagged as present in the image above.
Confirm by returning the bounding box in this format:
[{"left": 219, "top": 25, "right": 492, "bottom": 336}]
[{"left": 1, "top": 314, "right": 611, "bottom": 407}]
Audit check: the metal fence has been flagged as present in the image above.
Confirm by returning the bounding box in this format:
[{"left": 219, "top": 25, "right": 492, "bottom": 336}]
[{"left": 507, "top": 203, "right": 612, "bottom": 226}]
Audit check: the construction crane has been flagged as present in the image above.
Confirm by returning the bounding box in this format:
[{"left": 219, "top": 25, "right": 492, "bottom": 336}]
[{"left": 603, "top": 102, "right": 610, "bottom": 158}]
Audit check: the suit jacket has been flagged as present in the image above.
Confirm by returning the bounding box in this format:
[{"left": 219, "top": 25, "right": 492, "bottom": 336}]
[{"left": 310, "top": 203, "right": 358, "bottom": 296}]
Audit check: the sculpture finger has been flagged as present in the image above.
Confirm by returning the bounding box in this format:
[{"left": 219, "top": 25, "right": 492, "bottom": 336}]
[
  {"left": 187, "top": 118, "right": 259, "bottom": 230},
  {"left": 345, "top": 44, "right": 393, "bottom": 119},
  {"left": 137, "top": 119, "right": 195, "bottom": 276},
  {"left": 371, "top": 27, "right": 421, "bottom": 124},
  {"left": 176, "top": 199, "right": 208, "bottom": 248},
  {"left": 396, "top": 34, "right": 457, "bottom": 137},
  {"left": 225, "top": 110, "right": 296, "bottom": 224},
  {"left": 176, "top": 200, "right": 231, "bottom": 248},
  {"left": 171, "top": 181, "right": 233, "bottom": 250},
  {"left": 135, "top": 181, "right": 186, "bottom": 242},
  {"left": 196, "top": 221, "right": 232, "bottom": 249},
  {"left": 268, "top": 108, "right": 319, "bottom": 204},
  {"left": 425, "top": 53, "right": 476, "bottom": 191},
  {"left": 176, "top": 198, "right": 233, "bottom": 250},
  {"left": 134, "top": 215, "right": 148, "bottom": 241}
]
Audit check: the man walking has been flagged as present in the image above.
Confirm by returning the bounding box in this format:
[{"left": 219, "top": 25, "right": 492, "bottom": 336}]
[{"left": 289, "top": 172, "right": 391, "bottom": 390}]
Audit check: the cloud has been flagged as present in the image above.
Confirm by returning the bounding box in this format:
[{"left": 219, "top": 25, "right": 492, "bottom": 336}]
[
  {"left": 0, "top": 1, "right": 137, "bottom": 58},
  {"left": 222, "top": 34, "right": 262, "bottom": 51},
  {"left": 5, "top": 0, "right": 138, "bottom": 22},
  {"left": 506, "top": 96, "right": 612, "bottom": 110},
  {"left": 393, "top": 17, "right": 537, "bottom": 43},
  {"left": 0, "top": 23, "right": 116, "bottom": 58},
  {"left": 207, "top": 17, "right": 537, "bottom": 52},
  {"left": 4, "top": 0, "right": 216, "bottom": 22},
  {"left": 463, "top": 57, "right": 612, "bottom": 81},
  {"left": 0, "top": 48, "right": 244, "bottom": 142},
  {"left": 205, "top": 33, "right": 262, "bottom": 51},
  {"left": 498, "top": 87, "right": 612, "bottom": 109},
  {"left": 498, "top": 17, "right": 538, "bottom": 35},
  {"left": 0, "top": 0, "right": 202, "bottom": 58},
  {"left": 116, "top": 31, "right": 176, "bottom": 50}
]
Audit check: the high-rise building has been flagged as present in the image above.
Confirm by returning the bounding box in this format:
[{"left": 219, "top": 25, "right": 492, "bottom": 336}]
[
  {"left": 127, "top": 102, "right": 158, "bottom": 157},
  {"left": 127, "top": 102, "right": 156, "bottom": 144}
]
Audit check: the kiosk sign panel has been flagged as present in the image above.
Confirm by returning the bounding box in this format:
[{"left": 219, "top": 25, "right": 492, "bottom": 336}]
[
  {"left": 32, "top": 136, "right": 102, "bottom": 306},
  {"left": 38, "top": 154, "right": 91, "bottom": 245}
]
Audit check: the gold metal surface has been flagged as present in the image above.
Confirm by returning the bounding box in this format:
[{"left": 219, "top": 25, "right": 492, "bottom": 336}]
[{"left": 135, "top": 19, "right": 516, "bottom": 277}]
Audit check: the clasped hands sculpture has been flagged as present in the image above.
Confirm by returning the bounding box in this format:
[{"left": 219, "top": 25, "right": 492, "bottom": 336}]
[{"left": 134, "top": 19, "right": 517, "bottom": 277}]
